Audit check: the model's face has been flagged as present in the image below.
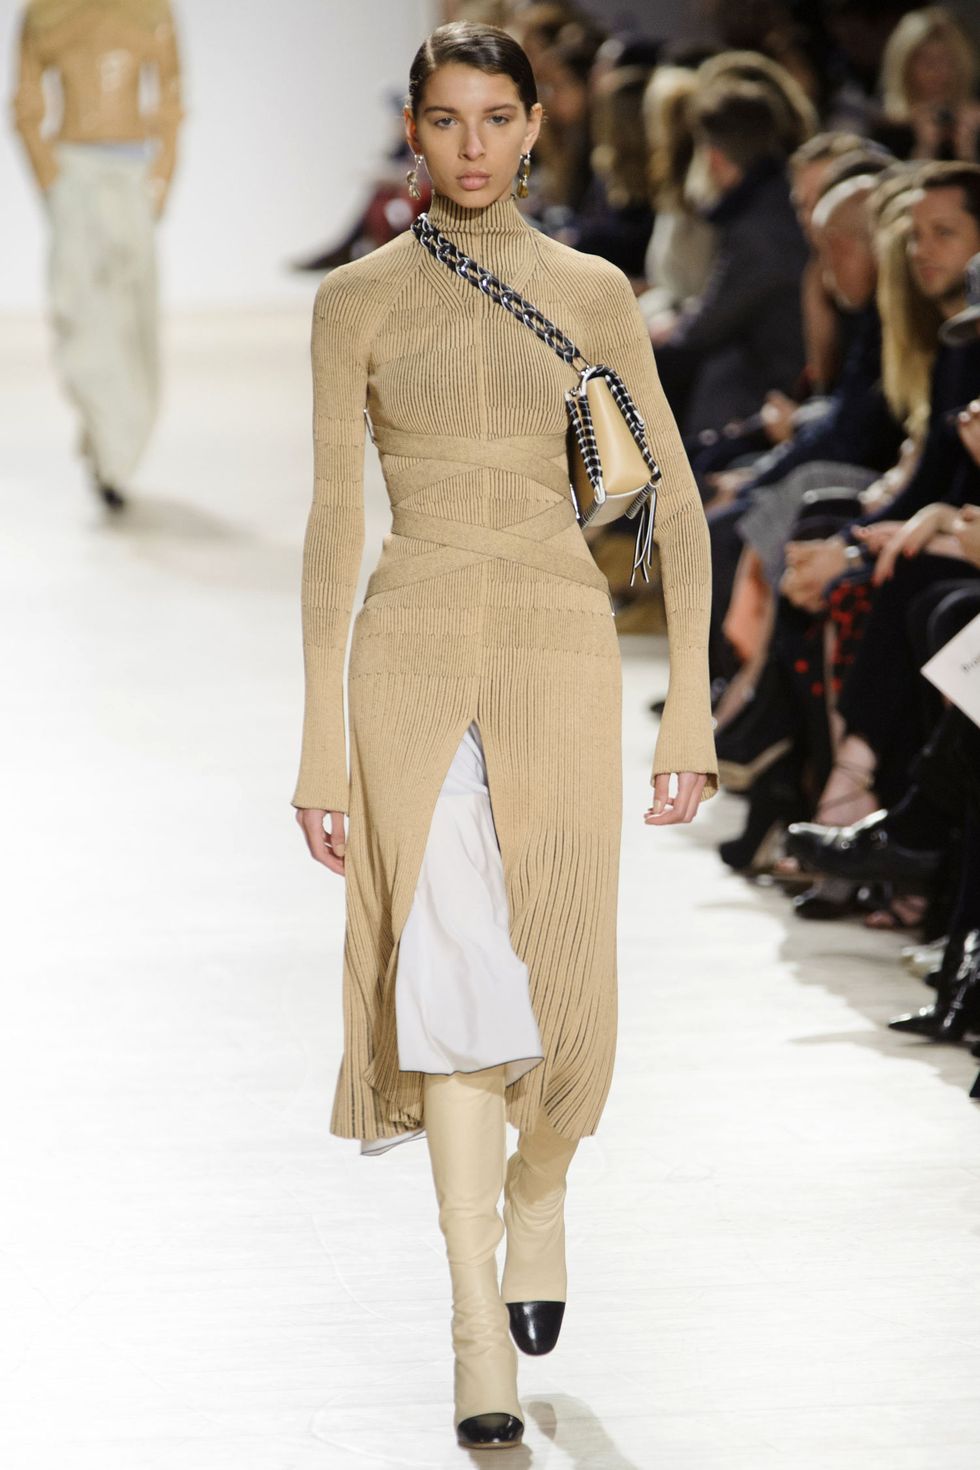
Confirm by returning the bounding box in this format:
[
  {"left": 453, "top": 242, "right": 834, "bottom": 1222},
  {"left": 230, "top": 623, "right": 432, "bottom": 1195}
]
[
  {"left": 908, "top": 188, "right": 980, "bottom": 309},
  {"left": 405, "top": 63, "right": 541, "bottom": 208}
]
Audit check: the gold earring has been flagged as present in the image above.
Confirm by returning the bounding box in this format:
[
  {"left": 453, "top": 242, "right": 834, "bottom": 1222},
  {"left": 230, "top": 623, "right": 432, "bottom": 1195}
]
[
  {"left": 406, "top": 151, "right": 424, "bottom": 200},
  {"left": 516, "top": 151, "right": 532, "bottom": 198}
]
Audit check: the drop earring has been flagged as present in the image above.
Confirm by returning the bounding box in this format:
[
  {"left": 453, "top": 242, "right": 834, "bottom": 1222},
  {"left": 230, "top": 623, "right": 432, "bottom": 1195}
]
[
  {"left": 406, "top": 151, "right": 424, "bottom": 200},
  {"left": 516, "top": 151, "right": 532, "bottom": 199}
]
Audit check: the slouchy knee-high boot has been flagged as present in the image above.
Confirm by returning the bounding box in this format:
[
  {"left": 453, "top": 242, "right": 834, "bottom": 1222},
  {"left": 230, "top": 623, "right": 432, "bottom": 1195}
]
[
  {"left": 422, "top": 1064, "right": 523, "bottom": 1450},
  {"left": 501, "top": 1106, "right": 579, "bottom": 1356}
]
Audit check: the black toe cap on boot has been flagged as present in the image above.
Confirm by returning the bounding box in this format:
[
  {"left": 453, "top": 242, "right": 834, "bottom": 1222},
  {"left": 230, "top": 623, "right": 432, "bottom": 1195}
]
[
  {"left": 507, "top": 1300, "right": 565, "bottom": 1356},
  {"left": 456, "top": 1412, "right": 524, "bottom": 1448}
]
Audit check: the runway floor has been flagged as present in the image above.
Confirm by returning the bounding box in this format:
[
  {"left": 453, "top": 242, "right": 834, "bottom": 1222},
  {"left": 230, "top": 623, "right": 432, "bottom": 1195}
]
[{"left": 3, "top": 312, "right": 980, "bottom": 1470}]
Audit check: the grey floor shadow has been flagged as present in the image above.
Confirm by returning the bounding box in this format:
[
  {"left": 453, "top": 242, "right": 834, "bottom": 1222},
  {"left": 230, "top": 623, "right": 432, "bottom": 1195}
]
[
  {"left": 100, "top": 492, "right": 299, "bottom": 592},
  {"left": 775, "top": 921, "right": 980, "bottom": 1095},
  {"left": 521, "top": 1393, "right": 644, "bottom": 1469}
]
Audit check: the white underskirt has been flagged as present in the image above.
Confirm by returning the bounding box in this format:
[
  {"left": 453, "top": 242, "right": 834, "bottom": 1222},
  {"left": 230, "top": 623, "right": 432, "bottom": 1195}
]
[{"left": 359, "top": 721, "right": 544, "bottom": 1157}]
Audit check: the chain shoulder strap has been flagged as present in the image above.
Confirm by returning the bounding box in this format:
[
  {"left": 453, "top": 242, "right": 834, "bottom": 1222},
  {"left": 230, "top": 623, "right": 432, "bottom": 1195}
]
[{"left": 411, "top": 212, "right": 591, "bottom": 371}]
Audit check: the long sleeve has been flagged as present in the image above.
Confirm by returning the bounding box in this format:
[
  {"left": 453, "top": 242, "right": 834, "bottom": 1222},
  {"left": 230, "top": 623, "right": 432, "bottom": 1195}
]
[
  {"left": 292, "top": 272, "right": 370, "bottom": 813},
  {"left": 595, "top": 266, "right": 718, "bottom": 797},
  {"left": 146, "top": 13, "right": 183, "bottom": 199},
  {"left": 11, "top": 14, "right": 57, "bottom": 192}
]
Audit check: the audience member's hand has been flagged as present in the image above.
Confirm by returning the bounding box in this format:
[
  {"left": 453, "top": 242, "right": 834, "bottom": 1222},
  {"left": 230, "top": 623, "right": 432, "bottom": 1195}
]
[
  {"left": 648, "top": 312, "right": 678, "bottom": 348},
  {"left": 953, "top": 504, "right": 980, "bottom": 568},
  {"left": 760, "top": 390, "right": 798, "bottom": 444},
  {"left": 956, "top": 399, "right": 980, "bottom": 467},
  {"left": 852, "top": 520, "right": 902, "bottom": 556},
  {"left": 704, "top": 467, "right": 754, "bottom": 507},
  {"left": 781, "top": 536, "right": 847, "bottom": 611},
  {"left": 870, "top": 503, "right": 958, "bottom": 585},
  {"left": 858, "top": 479, "right": 892, "bottom": 513},
  {"left": 858, "top": 440, "right": 919, "bottom": 512}
]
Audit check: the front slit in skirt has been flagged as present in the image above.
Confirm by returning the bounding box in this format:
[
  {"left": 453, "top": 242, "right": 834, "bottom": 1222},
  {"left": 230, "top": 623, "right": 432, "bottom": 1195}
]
[{"left": 359, "top": 720, "right": 544, "bottom": 1156}]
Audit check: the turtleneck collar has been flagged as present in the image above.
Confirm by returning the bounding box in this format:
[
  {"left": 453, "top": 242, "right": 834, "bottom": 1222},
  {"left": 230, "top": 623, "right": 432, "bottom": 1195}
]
[{"left": 426, "top": 188, "right": 530, "bottom": 237}]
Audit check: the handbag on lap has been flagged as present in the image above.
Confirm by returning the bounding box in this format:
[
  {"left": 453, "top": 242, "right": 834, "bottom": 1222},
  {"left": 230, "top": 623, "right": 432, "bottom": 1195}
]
[{"left": 411, "top": 212, "right": 661, "bottom": 585}]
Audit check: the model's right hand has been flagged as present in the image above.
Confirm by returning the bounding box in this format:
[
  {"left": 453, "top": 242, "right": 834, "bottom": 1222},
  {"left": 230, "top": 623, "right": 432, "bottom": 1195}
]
[{"left": 295, "top": 808, "right": 347, "bottom": 875}]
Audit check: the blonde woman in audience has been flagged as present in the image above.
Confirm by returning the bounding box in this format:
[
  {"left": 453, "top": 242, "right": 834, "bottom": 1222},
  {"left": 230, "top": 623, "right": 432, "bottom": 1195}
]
[
  {"left": 875, "top": 183, "right": 945, "bottom": 442},
  {"left": 876, "top": 5, "right": 980, "bottom": 161}
]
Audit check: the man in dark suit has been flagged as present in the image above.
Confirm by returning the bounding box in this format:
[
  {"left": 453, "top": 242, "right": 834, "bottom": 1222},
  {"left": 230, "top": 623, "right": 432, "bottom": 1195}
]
[{"left": 652, "top": 80, "right": 809, "bottom": 437}]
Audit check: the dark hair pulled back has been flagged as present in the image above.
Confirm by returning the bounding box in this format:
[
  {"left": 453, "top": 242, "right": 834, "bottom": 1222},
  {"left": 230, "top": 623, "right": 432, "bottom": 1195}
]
[{"left": 407, "top": 21, "right": 538, "bottom": 118}]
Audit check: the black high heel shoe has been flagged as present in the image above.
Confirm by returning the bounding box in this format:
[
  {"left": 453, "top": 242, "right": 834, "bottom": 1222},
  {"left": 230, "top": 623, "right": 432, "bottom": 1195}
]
[
  {"left": 507, "top": 1301, "right": 565, "bottom": 1356},
  {"left": 889, "top": 929, "right": 980, "bottom": 1041},
  {"left": 457, "top": 1413, "right": 524, "bottom": 1449}
]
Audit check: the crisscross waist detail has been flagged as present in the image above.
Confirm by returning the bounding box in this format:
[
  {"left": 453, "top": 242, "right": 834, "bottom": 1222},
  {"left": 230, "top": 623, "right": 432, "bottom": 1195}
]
[{"left": 364, "top": 427, "right": 610, "bottom": 600}]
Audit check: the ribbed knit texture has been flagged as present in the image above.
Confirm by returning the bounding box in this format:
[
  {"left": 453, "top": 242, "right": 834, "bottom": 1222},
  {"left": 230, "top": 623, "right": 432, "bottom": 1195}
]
[{"left": 293, "top": 187, "right": 717, "bottom": 1144}]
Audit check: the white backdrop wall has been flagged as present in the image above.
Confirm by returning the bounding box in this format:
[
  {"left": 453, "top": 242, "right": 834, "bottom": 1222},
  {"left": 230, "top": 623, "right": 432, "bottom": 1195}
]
[{"left": 0, "top": 0, "right": 437, "bottom": 313}]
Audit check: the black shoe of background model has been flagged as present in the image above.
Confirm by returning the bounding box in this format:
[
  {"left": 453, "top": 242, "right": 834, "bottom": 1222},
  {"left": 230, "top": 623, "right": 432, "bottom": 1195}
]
[
  {"left": 96, "top": 480, "right": 127, "bottom": 512},
  {"left": 456, "top": 1413, "right": 524, "bottom": 1449},
  {"left": 785, "top": 810, "right": 944, "bottom": 886},
  {"left": 507, "top": 1300, "right": 565, "bottom": 1356}
]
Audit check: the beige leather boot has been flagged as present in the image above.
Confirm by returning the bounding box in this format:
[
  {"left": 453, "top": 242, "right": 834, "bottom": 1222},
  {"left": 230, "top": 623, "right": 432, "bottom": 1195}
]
[
  {"left": 422, "top": 1065, "right": 523, "bottom": 1450},
  {"left": 501, "top": 1106, "right": 579, "bottom": 1356}
]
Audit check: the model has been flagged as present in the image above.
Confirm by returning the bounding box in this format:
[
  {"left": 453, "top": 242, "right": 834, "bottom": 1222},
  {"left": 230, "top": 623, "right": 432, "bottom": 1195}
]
[
  {"left": 293, "top": 22, "right": 717, "bottom": 1453},
  {"left": 11, "top": 0, "right": 183, "bottom": 511}
]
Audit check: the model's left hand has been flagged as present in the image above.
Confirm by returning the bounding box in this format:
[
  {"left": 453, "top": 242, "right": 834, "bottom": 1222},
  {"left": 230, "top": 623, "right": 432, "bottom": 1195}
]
[{"left": 645, "top": 772, "right": 707, "bottom": 825}]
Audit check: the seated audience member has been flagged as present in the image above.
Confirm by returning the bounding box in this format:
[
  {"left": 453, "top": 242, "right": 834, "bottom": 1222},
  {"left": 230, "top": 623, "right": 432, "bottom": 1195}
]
[
  {"left": 784, "top": 165, "right": 980, "bottom": 614},
  {"left": 527, "top": 23, "right": 604, "bottom": 217},
  {"left": 785, "top": 255, "right": 980, "bottom": 908},
  {"left": 637, "top": 65, "right": 717, "bottom": 328},
  {"left": 873, "top": 5, "right": 980, "bottom": 163},
  {"left": 706, "top": 159, "right": 903, "bottom": 686},
  {"left": 569, "top": 64, "right": 656, "bottom": 278},
  {"left": 688, "top": 137, "right": 892, "bottom": 485},
  {"left": 696, "top": 47, "right": 819, "bottom": 151},
  {"left": 714, "top": 170, "right": 980, "bottom": 886},
  {"left": 651, "top": 79, "right": 810, "bottom": 436},
  {"left": 790, "top": 131, "right": 879, "bottom": 396}
]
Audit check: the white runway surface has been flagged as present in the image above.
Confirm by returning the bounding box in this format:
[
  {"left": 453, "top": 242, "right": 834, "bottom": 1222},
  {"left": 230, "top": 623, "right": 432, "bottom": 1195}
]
[{"left": 3, "top": 312, "right": 980, "bottom": 1470}]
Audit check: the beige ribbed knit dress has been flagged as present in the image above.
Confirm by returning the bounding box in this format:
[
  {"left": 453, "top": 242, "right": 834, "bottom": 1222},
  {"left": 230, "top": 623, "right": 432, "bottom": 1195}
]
[{"left": 292, "top": 188, "right": 718, "bottom": 1147}]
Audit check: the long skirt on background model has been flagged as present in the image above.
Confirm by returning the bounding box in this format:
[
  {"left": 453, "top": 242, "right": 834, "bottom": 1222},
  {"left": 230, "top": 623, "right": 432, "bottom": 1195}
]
[{"left": 46, "top": 141, "right": 159, "bottom": 492}]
